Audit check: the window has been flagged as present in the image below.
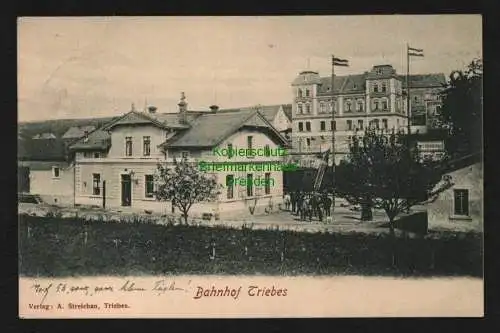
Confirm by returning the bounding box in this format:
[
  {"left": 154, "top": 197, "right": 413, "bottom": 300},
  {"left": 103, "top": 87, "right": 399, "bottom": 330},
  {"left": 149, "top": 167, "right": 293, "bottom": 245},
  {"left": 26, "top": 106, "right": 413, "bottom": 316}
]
[
  {"left": 297, "top": 104, "right": 303, "bottom": 114},
  {"left": 298, "top": 89, "right": 303, "bottom": 97},
  {"left": 374, "top": 119, "right": 380, "bottom": 129},
  {"left": 52, "top": 166, "right": 60, "bottom": 178},
  {"left": 143, "top": 136, "right": 151, "bottom": 156},
  {"left": 320, "top": 121, "right": 326, "bottom": 131},
  {"left": 373, "top": 83, "right": 379, "bottom": 93},
  {"left": 94, "top": 152, "right": 100, "bottom": 158},
  {"left": 382, "top": 100, "right": 388, "bottom": 110},
  {"left": 306, "top": 138, "right": 311, "bottom": 147},
  {"left": 357, "top": 120, "right": 364, "bottom": 130},
  {"left": 247, "top": 174, "right": 253, "bottom": 197},
  {"left": 84, "top": 152, "right": 92, "bottom": 158},
  {"left": 454, "top": 189, "right": 469, "bottom": 216},
  {"left": 247, "top": 136, "right": 253, "bottom": 150},
  {"left": 397, "top": 119, "right": 400, "bottom": 127},
  {"left": 298, "top": 122, "right": 304, "bottom": 132},
  {"left": 305, "top": 104, "right": 311, "bottom": 113},
  {"left": 226, "top": 175, "right": 234, "bottom": 199},
  {"left": 347, "top": 120, "right": 353, "bottom": 130},
  {"left": 382, "top": 82, "right": 387, "bottom": 92},
  {"left": 357, "top": 101, "right": 364, "bottom": 112},
  {"left": 145, "top": 175, "right": 154, "bottom": 198},
  {"left": 264, "top": 173, "right": 271, "bottom": 195},
  {"left": 435, "top": 106, "right": 442, "bottom": 115},
  {"left": 345, "top": 100, "right": 352, "bottom": 112},
  {"left": 305, "top": 122, "right": 311, "bottom": 132},
  {"left": 125, "top": 137, "right": 133, "bottom": 156},
  {"left": 227, "top": 143, "right": 233, "bottom": 159},
  {"left": 264, "top": 144, "right": 270, "bottom": 157},
  {"left": 331, "top": 120, "right": 336, "bottom": 131},
  {"left": 382, "top": 119, "right": 388, "bottom": 130},
  {"left": 305, "top": 89, "right": 310, "bottom": 97},
  {"left": 92, "top": 173, "right": 101, "bottom": 196},
  {"left": 320, "top": 102, "right": 326, "bottom": 113}
]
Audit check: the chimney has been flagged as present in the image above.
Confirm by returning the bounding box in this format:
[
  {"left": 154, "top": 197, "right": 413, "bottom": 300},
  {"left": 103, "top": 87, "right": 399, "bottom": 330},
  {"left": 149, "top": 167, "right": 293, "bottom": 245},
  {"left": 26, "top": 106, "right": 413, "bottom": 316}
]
[
  {"left": 148, "top": 106, "right": 157, "bottom": 114},
  {"left": 209, "top": 105, "right": 219, "bottom": 113},
  {"left": 178, "top": 92, "right": 188, "bottom": 123}
]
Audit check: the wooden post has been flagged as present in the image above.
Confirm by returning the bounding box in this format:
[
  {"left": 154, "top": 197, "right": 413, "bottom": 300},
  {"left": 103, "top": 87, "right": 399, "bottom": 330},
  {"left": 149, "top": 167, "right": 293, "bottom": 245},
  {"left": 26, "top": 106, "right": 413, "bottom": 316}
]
[{"left": 102, "top": 180, "right": 106, "bottom": 209}]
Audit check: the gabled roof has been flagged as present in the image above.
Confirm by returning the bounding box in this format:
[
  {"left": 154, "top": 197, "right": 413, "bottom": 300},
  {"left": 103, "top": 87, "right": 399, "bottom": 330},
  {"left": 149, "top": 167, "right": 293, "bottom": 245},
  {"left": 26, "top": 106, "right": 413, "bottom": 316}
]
[
  {"left": 256, "top": 105, "right": 282, "bottom": 123},
  {"left": 62, "top": 126, "right": 96, "bottom": 139},
  {"left": 69, "top": 128, "right": 111, "bottom": 151},
  {"left": 162, "top": 109, "right": 289, "bottom": 149},
  {"left": 441, "top": 151, "right": 482, "bottom": 175},
  {"left": 18, "top": 138, "right": 68, "bottom": 161},
  {"left": 398, "top": 74, "right": 446, "bottom": 89},
  {"left": 310, "top": 73, "right": 446, "bottom": 96},
  {"left": 317, "top": 74, "right": 367, "bottom": 95},
  {"left": 282, "top": 104, "right": 292, "bottom": 121}
]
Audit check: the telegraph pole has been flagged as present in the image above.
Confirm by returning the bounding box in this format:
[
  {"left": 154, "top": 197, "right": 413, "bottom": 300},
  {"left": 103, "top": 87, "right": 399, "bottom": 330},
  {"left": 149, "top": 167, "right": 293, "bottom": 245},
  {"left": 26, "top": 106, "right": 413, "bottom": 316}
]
[{"left": 406, "top": 43, "right": 411, "bottom": 137}]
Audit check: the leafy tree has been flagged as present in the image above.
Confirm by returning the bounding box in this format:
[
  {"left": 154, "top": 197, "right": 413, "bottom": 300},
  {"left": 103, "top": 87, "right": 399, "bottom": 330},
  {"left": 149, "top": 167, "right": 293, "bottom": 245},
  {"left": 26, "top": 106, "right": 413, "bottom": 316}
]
[
  {"left": 439, "top": 58, "right": 482, "bottom": 157},
  {"left": 155, "top": 158, "right": 222, "bottom": 224},
  {"left": 336, "top": 129, "right": 453, "bottom": 235}
]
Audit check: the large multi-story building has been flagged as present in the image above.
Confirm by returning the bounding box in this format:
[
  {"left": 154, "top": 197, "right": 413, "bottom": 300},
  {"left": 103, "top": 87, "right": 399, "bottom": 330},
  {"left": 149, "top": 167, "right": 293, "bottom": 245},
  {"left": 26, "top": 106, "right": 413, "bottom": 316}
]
[{"left": 289, "top": 64, "right": 446, "bottom": 165}]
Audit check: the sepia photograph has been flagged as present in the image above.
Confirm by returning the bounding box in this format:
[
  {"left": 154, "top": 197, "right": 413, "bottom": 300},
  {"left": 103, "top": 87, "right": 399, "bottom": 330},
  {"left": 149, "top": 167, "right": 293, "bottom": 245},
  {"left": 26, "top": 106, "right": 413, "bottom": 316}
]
[{"left": 18, "top": 15, "right": 483, "bottom": 318}]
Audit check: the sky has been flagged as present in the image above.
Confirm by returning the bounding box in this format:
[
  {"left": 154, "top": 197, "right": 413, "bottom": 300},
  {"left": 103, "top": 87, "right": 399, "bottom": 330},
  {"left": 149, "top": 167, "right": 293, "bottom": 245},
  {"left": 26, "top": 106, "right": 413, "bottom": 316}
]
[{"left": 18, "top": 15, "right": 482, "bottom": 122}]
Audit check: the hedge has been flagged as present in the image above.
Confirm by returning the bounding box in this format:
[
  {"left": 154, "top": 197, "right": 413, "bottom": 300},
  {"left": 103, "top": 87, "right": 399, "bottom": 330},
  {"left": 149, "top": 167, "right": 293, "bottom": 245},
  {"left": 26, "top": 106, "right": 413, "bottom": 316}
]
[{"left": 18, "top": 214, "right": 482, "bottom": 277}]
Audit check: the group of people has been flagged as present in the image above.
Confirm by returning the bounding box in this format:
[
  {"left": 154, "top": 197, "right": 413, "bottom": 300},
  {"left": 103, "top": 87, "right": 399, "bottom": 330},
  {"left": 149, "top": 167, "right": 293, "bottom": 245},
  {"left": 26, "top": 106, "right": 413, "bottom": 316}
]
[{"left": 283, "top": 191, "right": 333, "bottom": 222}]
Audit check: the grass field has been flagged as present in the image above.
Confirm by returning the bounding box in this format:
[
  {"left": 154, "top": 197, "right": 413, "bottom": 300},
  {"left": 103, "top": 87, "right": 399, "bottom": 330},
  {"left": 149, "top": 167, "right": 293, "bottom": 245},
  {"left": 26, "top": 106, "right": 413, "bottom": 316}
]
[{"left": 18, "top": 214, "right": 482, "bottom": 277}]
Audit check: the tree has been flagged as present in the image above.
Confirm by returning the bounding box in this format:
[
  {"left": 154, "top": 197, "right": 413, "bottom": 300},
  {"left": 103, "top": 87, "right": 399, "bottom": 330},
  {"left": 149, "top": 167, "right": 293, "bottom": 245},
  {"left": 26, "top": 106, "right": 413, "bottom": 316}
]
[
  {"left": 336, "top": 129, "right": 452, "bottom": 235},
  {"left": 155, "top": 158, "right": 221, "bottom": 224},
  {"left": 439, "top": 58, "right": 482, "bottom": 157}
]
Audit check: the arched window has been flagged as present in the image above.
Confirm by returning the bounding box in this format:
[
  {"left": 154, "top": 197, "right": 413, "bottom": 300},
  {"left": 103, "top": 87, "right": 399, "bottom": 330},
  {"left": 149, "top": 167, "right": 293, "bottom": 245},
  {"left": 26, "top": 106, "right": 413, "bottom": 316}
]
[
  {"left": 372, "top": 99, "right": 379, "bottom": 110},
  {"left": 345, "top": 100, "right": 352, "bottom": 112}
]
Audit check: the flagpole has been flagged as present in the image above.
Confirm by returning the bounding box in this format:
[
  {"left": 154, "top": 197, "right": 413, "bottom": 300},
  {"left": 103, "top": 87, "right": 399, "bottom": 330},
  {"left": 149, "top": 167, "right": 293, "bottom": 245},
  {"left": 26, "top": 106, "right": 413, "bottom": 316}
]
[
  {"left": 406, "top": 43, "right": 411, "bottom": 138},
  {"left": 331, "top": 55, "right": 336, "bottom": 213}
]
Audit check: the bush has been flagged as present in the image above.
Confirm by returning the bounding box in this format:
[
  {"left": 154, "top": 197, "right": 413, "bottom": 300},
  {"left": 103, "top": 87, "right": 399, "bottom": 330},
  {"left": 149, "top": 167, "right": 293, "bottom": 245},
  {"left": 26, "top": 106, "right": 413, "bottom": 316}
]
[{"left": 18, "top": 214, "right": 482, "bottom": 277}]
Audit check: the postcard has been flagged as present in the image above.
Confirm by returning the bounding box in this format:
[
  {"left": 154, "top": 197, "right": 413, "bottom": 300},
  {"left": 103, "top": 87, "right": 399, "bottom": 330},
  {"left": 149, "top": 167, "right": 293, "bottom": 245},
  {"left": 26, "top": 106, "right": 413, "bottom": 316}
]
[{"left": 18, "top": 15, "right": 483, "bottom": 318}]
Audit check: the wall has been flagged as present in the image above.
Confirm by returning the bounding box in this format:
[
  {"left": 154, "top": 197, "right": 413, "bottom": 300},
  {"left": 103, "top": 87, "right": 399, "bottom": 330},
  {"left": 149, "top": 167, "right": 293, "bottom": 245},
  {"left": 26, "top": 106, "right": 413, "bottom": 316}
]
[
  {"left": 427, "top": 163, "right": 483, "bottom": 231},
  {"left": 30, "top": 164, "right": 75, "bottom": 206}
]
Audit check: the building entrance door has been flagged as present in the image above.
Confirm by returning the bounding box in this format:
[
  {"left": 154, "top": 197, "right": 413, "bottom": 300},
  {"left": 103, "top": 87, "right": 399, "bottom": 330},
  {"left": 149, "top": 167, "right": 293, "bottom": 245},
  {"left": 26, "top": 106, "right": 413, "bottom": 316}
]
[{"left": 121, "top": 174, "right": 132, "bottom": 206}]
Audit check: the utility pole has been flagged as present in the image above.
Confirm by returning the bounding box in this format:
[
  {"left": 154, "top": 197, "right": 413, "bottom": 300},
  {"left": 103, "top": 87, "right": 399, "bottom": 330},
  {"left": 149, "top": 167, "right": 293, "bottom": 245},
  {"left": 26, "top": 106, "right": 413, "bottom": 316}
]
[
  {"left": 331, "top": 55, "right": 336, "bottom": 210},
  {"left": 406, "top": 43, "right": 411, "bottom": 137},
  {"left": 330, "top": 55, "right": 349, "bottom": 215}
]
